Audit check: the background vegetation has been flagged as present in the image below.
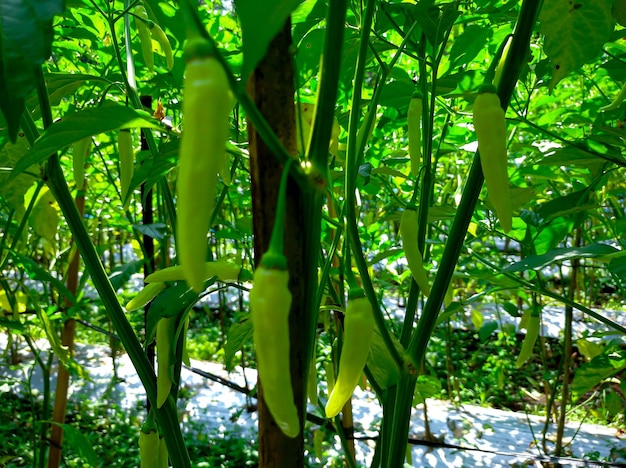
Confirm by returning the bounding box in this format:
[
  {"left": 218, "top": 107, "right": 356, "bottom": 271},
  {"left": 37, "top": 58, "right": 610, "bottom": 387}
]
[{"left": 0, "top": 0, "right": 625, "bottom": 466}]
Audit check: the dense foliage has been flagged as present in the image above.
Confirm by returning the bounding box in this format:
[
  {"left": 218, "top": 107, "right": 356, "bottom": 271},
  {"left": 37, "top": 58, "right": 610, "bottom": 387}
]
[{"left": 0, "top": 0, "right": 625, "bottom": 467}]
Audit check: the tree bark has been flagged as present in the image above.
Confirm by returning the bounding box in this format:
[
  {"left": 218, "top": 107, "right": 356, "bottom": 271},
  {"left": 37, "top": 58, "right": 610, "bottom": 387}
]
[{"left": 247, "top": 19, "right": 306, "bottom": 468}]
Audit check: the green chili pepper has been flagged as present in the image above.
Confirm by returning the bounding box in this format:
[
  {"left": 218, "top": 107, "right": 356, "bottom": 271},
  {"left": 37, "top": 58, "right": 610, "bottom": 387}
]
[
  {"left": 118, "top": 129, "right": 134, "bottom": 208},
  {"left": 133, "top": 4, "right": 173, "bottom": 71},
  {"left": 156, "top": 435, "right": 168, "bottom": 468},
  {"left": 325, "top": 289, "right": 375, "bottom": 418},
  {"left": 249, "top": 159, "right": 299, "bottom": 437},
  {"left": 250, "top": 258, "right": 300, "bottom": 437},
  {"left": 407, "top": 93, "right": 422, "bottom": 177},
  {"left": 307, "top": 353, "right": 318, "bottom": 406},
  {"left": 156, "top": 315, "right": 177, "bottom": 408},
  {"left": 516, "top": 312, "right": 540, "bottom": 368},
  {"left": 138, "top": 411, "right": 159, "bottom": 468},
  {"left": 144, "top": 260, "right": 240, "bottom": 284},
  {"left": 72, "top": 137, "right": 90, "bottom": 189},
  {"left": 133, "top": 6, "right": 154, "bottom": 73},
  {"left": 149, "top": 24, "right": 174, "bottom": 71},
  {"left": 139, "top": 429, "right": 159, "bottom": 468},
  {"left": 600, "top": 81, "right": 626, "bottom": 111},
  {"left": 177, "top": 38, "right": 232, "bottom": 293},
  {"left": 472, "top": 85, "right": 512, "bottom": 233},
  {"left": 399, "top": 208, "right": 430, "bottom": 297},
  {"left": 125, "top": 282, "right": 166, "bottom": 312}
]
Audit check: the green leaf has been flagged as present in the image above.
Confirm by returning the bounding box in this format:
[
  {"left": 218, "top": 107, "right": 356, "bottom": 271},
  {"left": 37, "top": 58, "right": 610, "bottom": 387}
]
[
  {"left": 131, "top": 223, "right": 168, "bottom": 242},
  {"left": 478, "top": 321, "right": 498, "bottom": 343},
  {"left": 45, "top": 422, "right": 101, "bottom": 467},
  {"left": 448, "top": 24, "right": 492, "bottom": 70},
  {"left": 0, "top": 131, "right": 35, "bottom": 215},
  {"left": 234, "top": 0, "right": 302, "bottom": 82},
  {"left": 608, "top": 255, "right": 626, "bottom": 280},
  {"left": 0, "top": 318, "right": 25, "bottom": 332},
  {"left": 8, "top": 249, "right": 77, "bottom": 304},
  {"left": 366, "top": 327, "right": 401, "bottom": 390},
  {"left": 414, "top": 1, "right": 460, "bottom": 49},
  {"left": 109, "top": 260, "right": 144, "bottom": 292},
  {"left": 9, "top": 103, "right": 165, "bottom": 181},
  {"left": 576, "top": 338, "right": 603, "bottom": 360},
  {"left": 224, "top": 318, "right": 253, "bottom": 372},
  {"left": 538, "top": 147, "right": 609, "bottom": 167},
  {"left": 37, "top": 308, "right": 70, "bottom": 365},
  {"left": 0, "top": 0, "right": 64, "bottom": 141},
  {"left": 45, "top": 72, "right": 110, "bottom": 107},
  {"left": 414, "top": 374, "right": 442, "bottom": 404},
  {"left": 613, "top": 0, "right": 626, "bottom": 26},
  {"left": 571, "top": 346, "right": 626, "bottom": 402},
  {"left": 505, "top": 244, "right": 619, "bottom": 273},
  {"left": 145, "top": 282, "right": 202, "bottom": 344},
  {"left": 536, "top": 188, "right": 591, "bottom": 221},
  {"left": 539, "top": 0, "right": 615, "bottom": 90}
]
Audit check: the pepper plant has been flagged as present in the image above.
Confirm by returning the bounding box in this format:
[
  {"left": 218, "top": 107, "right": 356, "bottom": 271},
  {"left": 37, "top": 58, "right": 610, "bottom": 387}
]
[{"left": 0, "top": 1, "right": 625, "bottom": 467}]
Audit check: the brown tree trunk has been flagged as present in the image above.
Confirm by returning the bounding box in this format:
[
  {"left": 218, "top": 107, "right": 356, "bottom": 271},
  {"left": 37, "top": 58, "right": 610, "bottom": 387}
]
[{"left": 247, "top": 19, "right": 306, "bottom": 467}]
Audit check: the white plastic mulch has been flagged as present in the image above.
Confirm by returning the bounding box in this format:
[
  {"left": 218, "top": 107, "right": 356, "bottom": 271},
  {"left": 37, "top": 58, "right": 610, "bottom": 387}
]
[{"left": 2, "top": 332, "right": 625, "bottom": 468}]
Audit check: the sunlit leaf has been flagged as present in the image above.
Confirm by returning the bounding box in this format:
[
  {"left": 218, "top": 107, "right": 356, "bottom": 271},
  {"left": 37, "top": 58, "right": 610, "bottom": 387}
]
[
  {"left": 505, "top": 244, "right": 619, "bottom": 273},
  {"left": 539, "top": 0, "right": 614, "bottom": 90}
]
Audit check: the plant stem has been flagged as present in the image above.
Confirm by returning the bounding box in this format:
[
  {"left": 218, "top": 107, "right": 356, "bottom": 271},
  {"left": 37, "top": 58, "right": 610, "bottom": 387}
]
[
  {"left": 345, "top": 0, "right": 403, "bottom": 372},
  {"left": 29, "top": 62, "right": 190, "bottom": 466},
  {"left": 384, "top": 1, "right": 543, "bottom": 465},
  {"left": 555, "top": 228, "right": 580, "bottom": 455}
]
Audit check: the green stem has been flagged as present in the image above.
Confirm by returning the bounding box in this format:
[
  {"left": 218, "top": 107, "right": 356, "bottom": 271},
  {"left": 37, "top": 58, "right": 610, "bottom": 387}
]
[
  {"left": 384, "top": 2, "right": 543, "bottom": 466},
  {"left": 307, "top": 0, "right": 349, "bottom": 173},
  {"left": 29, "top": 62, "right": 190, "bottom": 465},
  {"left": 267, "top": 159, "right": 294, "bottom": 257},
  {"left": 344, "top": 0, "right": 403, "bottom": 371}
]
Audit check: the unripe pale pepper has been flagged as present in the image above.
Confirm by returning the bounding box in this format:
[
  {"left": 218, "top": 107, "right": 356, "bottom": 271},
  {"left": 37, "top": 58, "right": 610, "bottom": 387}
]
[
  {"left": 133, "top": 4, "right": 173, "bottom": 71},
  {"left": 72, "top": 137, "right": 90, "bottom": 189},
  {"left": 516, "top": 312, "right": 540, "bottom": 368},
  {"left": 144, "top": 260, "right": 240, "bottom": 284},
  {"left": 133, "top": 6, "right": 154, "bottom": 73},
  {"left": 407, "top": 93, "right": 422, "bottom": 176},
  {"left": 118, "top": 129, "right": 134, "bottom": 208},
  {"left": 139, "top": 429, "right": 159, "bottom": 468},
  {"left": 177, "top": 39, "right": 232, "bottom": 292},
  {"left": 156, "top": 315, "right": 177, "bottom": 408},
  {"left": 399, "top": 208, "right": 430, "bottom": 296},
  {"left": 472, "top": 86, "right": 512, "bottom": 233},
  {"left": 138, "top": 411, "right": 159, "bottom": 468},
  {"left": 325, "top": 290, "right": 375, "bottom": 418},
  {"left": 125, "top": 282, "right": 166, "bottom": 312},
  {"left": 250, "top": 257, "right": 300, "bottom": 437}
]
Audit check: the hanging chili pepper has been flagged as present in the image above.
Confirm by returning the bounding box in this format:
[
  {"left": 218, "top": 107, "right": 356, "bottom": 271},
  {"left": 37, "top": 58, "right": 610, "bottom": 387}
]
[
  {"left": 472, "top": 85, "right": 512, "bottom": 233},
  {"left": 249, "top": 159, "right": 300, "bottom": 437},
  {"left": 325, "top": 288, "right": 375, "bottom": 418},
  {"left": 407, "top": 92, "right": 422, "bottom": 176},
  {"left": 399, "top": 208, "right": 430, "bottom": 296},
  {"left": 177, "top": 38, "right": 232, "bottom": 292}
]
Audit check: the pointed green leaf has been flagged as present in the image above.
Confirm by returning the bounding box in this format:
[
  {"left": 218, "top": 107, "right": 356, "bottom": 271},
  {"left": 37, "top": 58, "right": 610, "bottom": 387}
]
[
  {"left": 414, "top": 1, "right": 460, "bottom": 48},
  {"left": 571, "top": 347, "right": 626, "bottom": 402},
  {"left": 7, "top": 249, "right": 77, "bottom": 304},
  {"left": 9, "top": 104, "right": 165, "bottom": 181},
  {"left": 504, "top": 244, "right": 619, "bottom": 273},
  {"left": 539, "top": 0, "right": 615, "bottom": 90},
  {"left": 224, "top": 318, "right": 253, "bottom": 372},
  {"left": 0, "top": 0, "right": 64, "bottom": 141},
  {"left": 234, "top": 0, "right": 301, "bottom": 82},
  {"left": 45, "top": 422, "right": 101, "bottom": 467},
  {"left": 613, "top": 0, "right": 626, "bottom": 26},
  {"left": 366, "top": 327, "right": 401, "bottom": 390}
]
